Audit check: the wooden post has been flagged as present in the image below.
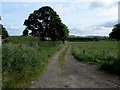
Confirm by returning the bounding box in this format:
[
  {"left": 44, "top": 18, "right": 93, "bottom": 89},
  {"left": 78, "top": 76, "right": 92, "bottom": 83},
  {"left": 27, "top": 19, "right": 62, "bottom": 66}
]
[
  {"left": 103, "top": 50, "right": 105, "bottom": 59},
  {"left": 83, "top": 50, "right": 85, "bottom": 55}
]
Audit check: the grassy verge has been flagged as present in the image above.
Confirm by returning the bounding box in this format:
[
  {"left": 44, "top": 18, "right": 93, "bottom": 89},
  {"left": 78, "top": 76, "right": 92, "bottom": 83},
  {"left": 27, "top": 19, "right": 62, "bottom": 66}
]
[
  {"left": 59, "top": 44, "right": 69, "bottom": 68},
  {"left": 0, "top": 36, "right": 2, "bottom": 89},
  {"left": 72, "top": 41, "right": 120, "bottom": 75},
  {"left": 2, "top": 36, "right": 64, "bottom": 88}
]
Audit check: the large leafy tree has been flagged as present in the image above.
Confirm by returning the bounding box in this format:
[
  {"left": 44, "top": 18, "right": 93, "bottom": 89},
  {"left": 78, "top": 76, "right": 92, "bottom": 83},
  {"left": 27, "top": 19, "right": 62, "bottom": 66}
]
[
  {"left": 109, "top": 24, "right": 120, "bottom": 41},
  {"left": 23, "top": 6, "right": 69, "bottom": 41}
]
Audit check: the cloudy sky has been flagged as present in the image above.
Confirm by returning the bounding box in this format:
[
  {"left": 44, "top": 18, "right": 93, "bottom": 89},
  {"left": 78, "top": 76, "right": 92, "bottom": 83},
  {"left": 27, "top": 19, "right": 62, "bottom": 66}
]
[{"left": 1, "top": 0, "right": 119, "bottom": 36}]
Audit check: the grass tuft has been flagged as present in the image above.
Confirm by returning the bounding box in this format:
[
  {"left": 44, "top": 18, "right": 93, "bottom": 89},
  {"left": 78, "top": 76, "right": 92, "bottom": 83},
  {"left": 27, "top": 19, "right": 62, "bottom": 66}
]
[{"left": 59, "top": 44, "right": 69, "bottom": 68}]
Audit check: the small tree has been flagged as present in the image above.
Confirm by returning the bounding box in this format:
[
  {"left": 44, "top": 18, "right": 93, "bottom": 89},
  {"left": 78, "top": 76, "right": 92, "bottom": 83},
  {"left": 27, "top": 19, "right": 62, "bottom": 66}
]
[
  {"left": 109, "top": 24, "right": 120, "bottom": 41},
  {"left": 109, "top": 24, "right": 120, "bottom": 61},
  {"left": 0, "top": 24, "right": 9, "bottom": 39}
]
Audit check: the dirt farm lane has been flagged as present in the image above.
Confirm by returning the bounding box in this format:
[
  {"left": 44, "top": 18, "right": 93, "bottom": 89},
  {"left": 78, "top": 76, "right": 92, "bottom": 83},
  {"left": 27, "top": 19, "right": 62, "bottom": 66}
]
[{"left": 30, "top": 45, "right": 120, "bottom": 88}]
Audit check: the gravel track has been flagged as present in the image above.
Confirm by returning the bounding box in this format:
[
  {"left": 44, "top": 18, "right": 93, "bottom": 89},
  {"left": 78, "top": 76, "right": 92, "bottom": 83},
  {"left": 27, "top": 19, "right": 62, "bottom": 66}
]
[{"left": 30, "top": 45, "right": 120, "bottom": 88}]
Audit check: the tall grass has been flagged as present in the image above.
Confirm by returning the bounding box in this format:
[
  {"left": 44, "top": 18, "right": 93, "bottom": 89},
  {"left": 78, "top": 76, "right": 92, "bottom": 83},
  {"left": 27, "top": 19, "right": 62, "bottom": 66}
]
[
  {"left": 59, "top": 44, "right": 69, "bottom": 68},
  {"left": 0, "top": 36, "right": 2, "bottom": 89},
  {"left": 72, "top": 41, "right": 120, "bottom": 74},
  {"left": 2, "top": 36, "right": 63, "bottom": 88}
]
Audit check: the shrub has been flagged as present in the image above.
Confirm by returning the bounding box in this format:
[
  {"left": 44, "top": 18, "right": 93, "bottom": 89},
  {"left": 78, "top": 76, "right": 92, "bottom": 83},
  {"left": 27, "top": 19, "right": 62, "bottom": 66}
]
[{"left": 100, "top": 57, "right": 120, "bottom": 74}]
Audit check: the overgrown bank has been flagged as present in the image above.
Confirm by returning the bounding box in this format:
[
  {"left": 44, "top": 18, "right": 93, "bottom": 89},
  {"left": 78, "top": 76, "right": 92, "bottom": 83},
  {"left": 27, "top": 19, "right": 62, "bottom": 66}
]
[
  {"left": 72, "top": 41, "right": 120, "bottom": 75},
  {"left": 2, "top": 36, "right": 64, "bottom": 88}
]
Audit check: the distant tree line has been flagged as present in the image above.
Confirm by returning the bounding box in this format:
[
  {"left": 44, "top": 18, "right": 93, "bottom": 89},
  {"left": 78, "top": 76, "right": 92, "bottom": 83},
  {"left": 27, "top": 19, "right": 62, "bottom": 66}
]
[
  {"left": 67, "top": 36, "right": 109, "bottom": 41},
  {"left": 23, "top": 6, "right": 69, "bottom": 42}
]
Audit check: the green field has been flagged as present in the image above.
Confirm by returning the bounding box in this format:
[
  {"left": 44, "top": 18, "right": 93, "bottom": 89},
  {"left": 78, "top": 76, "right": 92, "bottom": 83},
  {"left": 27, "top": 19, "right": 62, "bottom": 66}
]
[
  {"left": 2, "top": 36, "right": 64, "bottom": 88},
  {"left": 72, "top": 41, "right": 120, "bottom": 74}
]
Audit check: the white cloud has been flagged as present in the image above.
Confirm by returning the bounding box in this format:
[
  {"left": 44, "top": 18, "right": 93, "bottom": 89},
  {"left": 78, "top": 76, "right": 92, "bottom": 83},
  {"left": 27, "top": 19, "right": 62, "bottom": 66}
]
[
  {"left": 74, "top": 0, "right": 118, "bottom": 4},
  {"left": 22, "top": 4, "right": 31, "bottom": 8},
  {"left": 9, "top": 26, "right": 22, "bottom": 29},
  {"left": 99, "top": 3, "right": 118, "bottom": 17},
  {"left": 2, "top": 0, "right": 119, "bottom": 3},
  {"left": 53, "top": 1, "right": 118, "bottom": 36},
  {"left": 70, "top": 25, "right": 113, "bottom": 36},
  {"left": 5, "top": 25, "right": 25, "bottom": 36},
  {"left": 55, "top": 3, "right": 77, "bottom": 13},
  {"left": 2, "top": 0, "right": 73, "bottom": 2},
  {"left": 14, "top": 3, "right": 31, "bottom": 8}
]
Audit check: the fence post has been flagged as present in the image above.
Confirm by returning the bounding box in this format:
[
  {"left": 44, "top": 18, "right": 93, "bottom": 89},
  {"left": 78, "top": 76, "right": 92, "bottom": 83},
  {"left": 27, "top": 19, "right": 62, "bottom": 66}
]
[
  {"left": 103, "top": 50, "right": 105, "bottom": 59},
  {"left": 83, "top": 50, "right": 85, "bottom": 55}
]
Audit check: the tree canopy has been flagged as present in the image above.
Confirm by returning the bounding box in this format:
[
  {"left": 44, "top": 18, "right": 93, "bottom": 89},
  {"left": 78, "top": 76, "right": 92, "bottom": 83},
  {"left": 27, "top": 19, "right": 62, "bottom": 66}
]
[
  {"left": 109, "top": 24, "right": 120, "bottom": 40},
  {"left": 0, "top": 24, "right": 9, "bottom": 39},
  {"left": 23, "top": 6, "right": 69, "bottom": 41}
]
